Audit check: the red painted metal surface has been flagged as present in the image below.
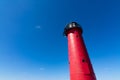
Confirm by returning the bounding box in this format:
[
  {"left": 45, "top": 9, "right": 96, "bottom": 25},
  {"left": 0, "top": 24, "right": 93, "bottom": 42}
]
[{"left": 64, "top": 22, "right": 96, "bottom": 80}]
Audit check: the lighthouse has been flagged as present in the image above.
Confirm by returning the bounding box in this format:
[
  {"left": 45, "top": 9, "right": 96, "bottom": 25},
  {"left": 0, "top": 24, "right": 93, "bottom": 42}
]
[{"left": 64, "top": 22, "right": 96, "bottom": 80}]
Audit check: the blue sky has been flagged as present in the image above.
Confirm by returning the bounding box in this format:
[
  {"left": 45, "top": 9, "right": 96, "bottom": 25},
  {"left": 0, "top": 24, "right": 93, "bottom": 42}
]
[{"left": 0, "top": 0, "right": 120, "bottom": 80}]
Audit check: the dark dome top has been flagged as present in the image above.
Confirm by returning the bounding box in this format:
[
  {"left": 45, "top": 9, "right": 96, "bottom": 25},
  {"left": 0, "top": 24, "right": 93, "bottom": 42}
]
[{"left": 63, "top": 22, "right": 83, "bottom": 36}]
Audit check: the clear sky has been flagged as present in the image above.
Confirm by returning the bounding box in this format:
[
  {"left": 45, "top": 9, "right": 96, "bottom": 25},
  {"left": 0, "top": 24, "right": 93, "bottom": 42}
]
[{"left": 0, "top": 0, "right": 120, "bottom": 80}]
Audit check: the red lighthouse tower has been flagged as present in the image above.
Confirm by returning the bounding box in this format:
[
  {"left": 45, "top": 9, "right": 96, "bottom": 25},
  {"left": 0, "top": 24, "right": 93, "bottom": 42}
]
[{"left": 64, "top": 22, "right": 96, "bottom": 80}]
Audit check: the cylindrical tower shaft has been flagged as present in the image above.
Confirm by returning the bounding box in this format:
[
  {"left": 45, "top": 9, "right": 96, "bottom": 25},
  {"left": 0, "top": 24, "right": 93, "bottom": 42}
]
[{"left": 64, "top": 22, "right": 96, "bottom": 80}]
